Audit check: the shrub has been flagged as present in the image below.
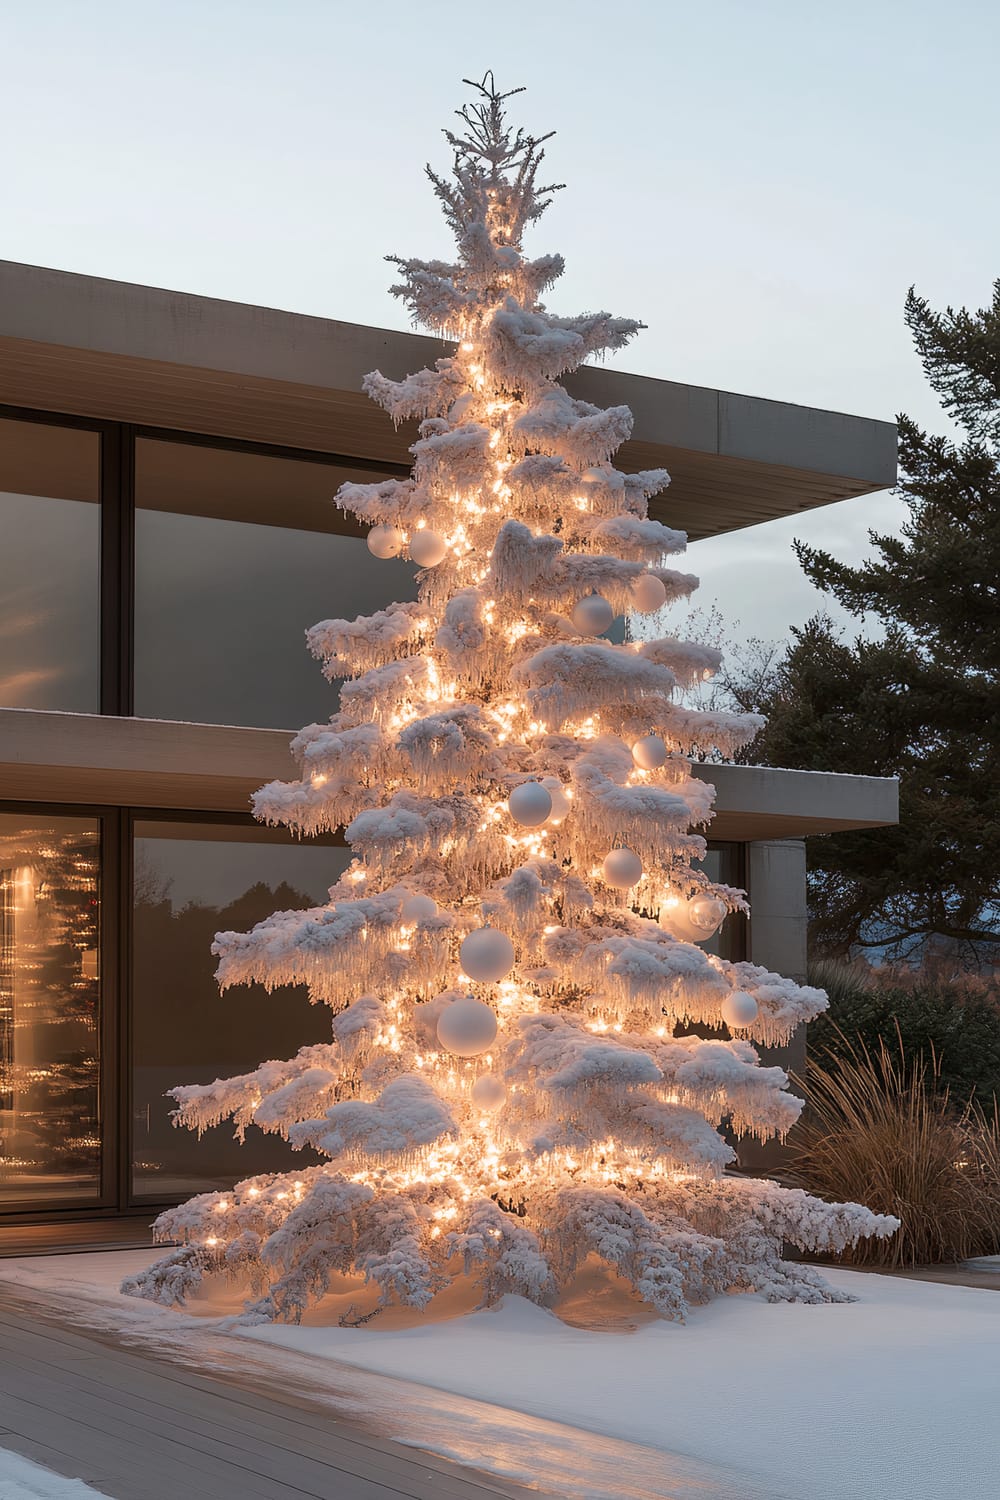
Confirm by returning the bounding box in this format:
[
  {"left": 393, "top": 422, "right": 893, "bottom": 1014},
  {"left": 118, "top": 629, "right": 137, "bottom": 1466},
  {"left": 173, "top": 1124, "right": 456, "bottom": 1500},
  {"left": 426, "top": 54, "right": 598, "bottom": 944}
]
[
  {"left": 791, "top": 1033, "right": 1000, "bottom": 1267},
  {"left": 807, "top": 959, "right": 1000, "bottom": 1107}
]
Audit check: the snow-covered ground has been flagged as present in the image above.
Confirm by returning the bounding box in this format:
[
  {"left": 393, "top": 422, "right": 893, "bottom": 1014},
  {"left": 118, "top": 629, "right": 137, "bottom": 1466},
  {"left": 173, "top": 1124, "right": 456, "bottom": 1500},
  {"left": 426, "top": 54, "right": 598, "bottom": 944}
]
[
  {"left": 0, "top": 1448, "right": 107, "bottom": 1499},
  {"left": 2, "top": 1249, "right": 998, "bottom": 1500}
]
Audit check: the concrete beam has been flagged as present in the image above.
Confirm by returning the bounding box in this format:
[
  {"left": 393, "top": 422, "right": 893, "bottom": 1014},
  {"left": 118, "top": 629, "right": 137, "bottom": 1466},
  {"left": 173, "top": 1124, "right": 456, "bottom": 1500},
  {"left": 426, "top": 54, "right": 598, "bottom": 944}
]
[
  {"left": 693, "top": 762, "right": 899, "bottom": 840},
  {"left": 0, "top": 260, "right": 897, "bottom": 543},
  {"left": 0, "top": 709, "right": 899, "bottom": 839}
]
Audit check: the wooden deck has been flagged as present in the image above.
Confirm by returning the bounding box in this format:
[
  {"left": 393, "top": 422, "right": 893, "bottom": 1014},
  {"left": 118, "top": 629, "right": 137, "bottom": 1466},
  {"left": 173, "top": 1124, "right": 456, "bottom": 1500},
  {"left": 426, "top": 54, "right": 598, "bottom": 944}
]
[
  {"left": 0, "top": 1216, "right": 161, "bottom": 1259},
  {"left": 0, "top": 1293, "right": 545, "bottom": 1500}
]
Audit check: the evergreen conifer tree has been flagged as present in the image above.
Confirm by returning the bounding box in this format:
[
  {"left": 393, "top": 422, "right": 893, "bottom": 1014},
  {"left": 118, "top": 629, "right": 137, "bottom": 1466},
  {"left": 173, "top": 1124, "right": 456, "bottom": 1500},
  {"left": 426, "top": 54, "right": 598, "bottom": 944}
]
[
  {"left": 125, "top": 78, "right": 895, "bottom": 1322},
  {"left": 757, "top": 280, "right": 1000, "bottom": 961}
]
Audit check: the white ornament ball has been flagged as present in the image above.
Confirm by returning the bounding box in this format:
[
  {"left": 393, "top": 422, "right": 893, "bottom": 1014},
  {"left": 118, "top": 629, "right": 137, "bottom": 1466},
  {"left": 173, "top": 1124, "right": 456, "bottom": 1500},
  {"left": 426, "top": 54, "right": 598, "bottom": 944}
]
[
  {"left": 687, "top": 894, "right": 729, "bottom": 934},
  {"left": 540, "top": 776, "right": 571, "bottom": 823},
  {"left": 631, "top": 573, "right": 668, "bottom": 613},
  {"left": 721, "top": 990, "right": 759, "bottom": 1029},
  {"left": 460, "top": 926, "right": 515, "bottom": 983},
  {"left": 409, "top": 528, "right": 448, "bottom": 568},
  {"left": 508, "top": 781, "right": 553, "bottom": 828},
  {"left": 367, "top": 524, "right": 405, "bottom": 559},
  {"left": 471, "top": 1074, "right": 507, "bottom": 1111},
  {"left": 400, "top": 892, "right": 438, "bottom": 924},
  {"left": 572, "top": 592, "right": 615, "bottom": 636},
  {"left": 631, "top": 733, "right": 668, "bottom": 771},
  {"left": 437, "top": 996, "right": 498, "bottom": 1057},
  {"left": 603, "top": 847, "right": 644, "bottom": 890}
]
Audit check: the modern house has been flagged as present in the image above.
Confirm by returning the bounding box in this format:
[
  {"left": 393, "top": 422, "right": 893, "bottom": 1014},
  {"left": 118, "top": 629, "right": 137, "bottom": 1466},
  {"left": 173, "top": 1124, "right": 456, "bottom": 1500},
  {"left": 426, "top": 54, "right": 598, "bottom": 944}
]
[{"left": 0, "top": 260, "right": 899, "bottom": 1247}]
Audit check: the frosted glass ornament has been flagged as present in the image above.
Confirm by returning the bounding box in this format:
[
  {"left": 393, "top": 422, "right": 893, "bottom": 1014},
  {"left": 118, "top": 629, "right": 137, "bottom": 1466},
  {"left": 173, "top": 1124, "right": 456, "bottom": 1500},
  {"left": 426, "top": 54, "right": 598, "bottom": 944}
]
[
  {"left": 400, "top": 892, "right": 438, "bottom": 924},
  {"left": 603, "top": 847, "right": 643, "bottom": 890},
  {"left": 409, "top": 528, "right": 448, "bottom": 567},
  {"left": 540, "top": 776, "right": 571, "bottom": 823},
  {"left": 367, "top": 524, "right": 405, "bottom": 559},
  {"left": 572, "top": 592, "right": 615, "bottom": 636},
  {"left": 631, "top": 733, "right": 667, "bottom": 770},
  {"left": 631, "top": 573, "right": 667, "bottom": 613},
  {"left": 460, "top": 926, "right": 515, "bottom": 983},
  {"left": 508, "top": 781, "right": 552, "bottom": 827},
  {"left": 471, "top": 1074, "right": 507, "bottom": 1111},
  {"left": 687, "top": 894, "right": 729, "bottom": 934},
  {"left": 437, "top": 996, "right": 498, "bottom": 1057},
  {"left": 721, "top": 990, "right": 759, "bottom": 1028},
  {"left": 659, "top": 899, "right": 703, "bottom": 943}
]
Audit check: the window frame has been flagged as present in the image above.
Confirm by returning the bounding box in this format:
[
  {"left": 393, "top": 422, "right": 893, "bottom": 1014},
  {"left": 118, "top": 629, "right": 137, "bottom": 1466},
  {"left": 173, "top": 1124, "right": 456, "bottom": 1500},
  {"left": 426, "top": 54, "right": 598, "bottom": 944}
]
[{"left": 0, "top": 403, "right": 409, "bottom": 721}]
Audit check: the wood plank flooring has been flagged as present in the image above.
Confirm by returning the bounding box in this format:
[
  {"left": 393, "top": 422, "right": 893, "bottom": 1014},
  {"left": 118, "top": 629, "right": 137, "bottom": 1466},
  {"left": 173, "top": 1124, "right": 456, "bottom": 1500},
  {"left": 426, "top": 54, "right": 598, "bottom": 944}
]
[
  {"left": 0, "top": 1218, "right": 162, "bottom": 1259},
  {"left": 0, "top": 1293, "right": 545, "bottom": 1500}
]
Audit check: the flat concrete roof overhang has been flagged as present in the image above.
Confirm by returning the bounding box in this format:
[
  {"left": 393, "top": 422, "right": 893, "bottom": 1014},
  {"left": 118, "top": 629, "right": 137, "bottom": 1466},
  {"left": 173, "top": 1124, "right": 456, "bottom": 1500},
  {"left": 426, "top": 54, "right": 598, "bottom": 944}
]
[
  {"left": 0, "top": 260, "right": 897, "bottom": 543},
  {"left": 0, "top": 709, "right": 899, "bottom": 841}
]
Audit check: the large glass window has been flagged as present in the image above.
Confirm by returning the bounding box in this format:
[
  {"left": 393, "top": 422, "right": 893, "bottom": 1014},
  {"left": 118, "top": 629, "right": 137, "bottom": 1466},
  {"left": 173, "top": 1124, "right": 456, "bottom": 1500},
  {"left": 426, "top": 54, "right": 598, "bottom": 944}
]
[
  {"left": 134, "top": 438, "right": 418, "bottom": 729},
  {"left": 0, "top": 813, "right": 101, "bottom": 1205},
  {"left": 131, "top": 819, "right": 351, "bottom": 1198},
  {"left": 0, "top": 418, "right": 100, "bottom": 712}
]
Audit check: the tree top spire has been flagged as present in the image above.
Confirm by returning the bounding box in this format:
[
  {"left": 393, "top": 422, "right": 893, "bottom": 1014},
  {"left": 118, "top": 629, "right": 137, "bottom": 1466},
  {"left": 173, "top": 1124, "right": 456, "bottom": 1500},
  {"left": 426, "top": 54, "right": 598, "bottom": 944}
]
[{"left": 427, "top": 74, "right": 564, "bottom": 249}]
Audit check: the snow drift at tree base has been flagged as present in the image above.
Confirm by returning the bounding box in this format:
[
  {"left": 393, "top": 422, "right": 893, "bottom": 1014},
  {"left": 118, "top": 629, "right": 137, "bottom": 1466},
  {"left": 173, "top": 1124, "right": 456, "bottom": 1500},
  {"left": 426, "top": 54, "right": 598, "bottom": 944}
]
[{"left": 123, "top": 76, "right": 898, "bottom": 1325}]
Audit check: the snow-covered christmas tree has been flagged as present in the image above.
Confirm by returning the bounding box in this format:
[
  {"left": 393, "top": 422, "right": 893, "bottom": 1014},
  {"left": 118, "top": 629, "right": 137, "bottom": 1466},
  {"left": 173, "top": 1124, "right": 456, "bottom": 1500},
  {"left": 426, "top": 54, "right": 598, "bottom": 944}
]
[{"left": 125, "top": 77, "right": 897, "bottom": 1322}]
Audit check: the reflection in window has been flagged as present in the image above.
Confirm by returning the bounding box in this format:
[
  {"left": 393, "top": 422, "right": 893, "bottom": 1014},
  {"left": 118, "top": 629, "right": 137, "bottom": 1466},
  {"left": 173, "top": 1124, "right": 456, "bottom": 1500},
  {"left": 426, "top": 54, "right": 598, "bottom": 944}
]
[
  {"left": 0, "top": 815, "right": 101, "bottom": 1204},
  {"left": 0, "top": 419, "right": 100, "bottom": 712},
  {"left": 131, "top": 821, "right": 350, "bottom": 1198},
  {"left": 134, "top": 438, "right": 418, "bottom": 729}
]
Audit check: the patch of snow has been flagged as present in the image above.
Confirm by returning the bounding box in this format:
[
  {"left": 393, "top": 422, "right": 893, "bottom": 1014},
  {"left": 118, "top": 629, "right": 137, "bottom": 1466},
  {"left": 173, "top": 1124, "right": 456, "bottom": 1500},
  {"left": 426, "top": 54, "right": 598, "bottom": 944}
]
[
  {"left": 0, "top": 1448, "right": 108, "bottom": 1499},
  {"left": 1, "top": 1251, "right": 998, "bottom": 1500}
]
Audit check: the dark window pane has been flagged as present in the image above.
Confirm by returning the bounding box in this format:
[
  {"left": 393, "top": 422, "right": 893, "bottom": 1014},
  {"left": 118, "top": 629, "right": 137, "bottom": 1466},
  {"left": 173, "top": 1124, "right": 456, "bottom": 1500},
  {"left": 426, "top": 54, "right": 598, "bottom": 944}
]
[
  {"left": 131, "top": 820, "right": 350, "bottom": 1199},
  {"left": 0, "top": 813, "right": 101, "bottom": 1206},
  {"left": 698, "top": 842, "right": 745, "bottom": 961},
  {"left": 0, "top": 419, "right": 100, "bottom": 712},
  {"left": 134, "top": 439, "right": 418, "bottom": 728}
]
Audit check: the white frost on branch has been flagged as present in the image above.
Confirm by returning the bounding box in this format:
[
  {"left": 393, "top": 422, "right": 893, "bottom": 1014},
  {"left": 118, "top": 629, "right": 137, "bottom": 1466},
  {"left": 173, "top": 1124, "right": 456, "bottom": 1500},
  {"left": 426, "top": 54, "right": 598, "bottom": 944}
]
[
  {"left": 411, "top": 421, "right": 491, "bottom": 488},
  {"left": 714, "top": 960, "right": 830, "bottom": 1046},
  {"left": 488, "top": 301, "right": 642, "bottom": 385},
  {"left": 517, "top": 641, "right": 676, "bottom": 727},
  {"left": 169, "top": 1043, "right": 341, "bottom": 1141},
  {"left": 307, "top": 601, "right": 427, "bottom": 679},
  {"left": 290, "top": 1075, "right": 458, "bottom": 1164},
  {"left": 637, "top": 636, "right": 724, "bottom": 689},
  {"left": 511, "top": 389, "right": 634, "bottom": 466},
  {"left": 363, "top": 358, "right": 466, "bottom": 424},
  {"left": 511, "top": 1012, "right": 662, "bottom": 1093},
  {"left": 213, "top": 888, "right": 454, "bottom": 1007},
  {"left": 587, "top": 514, "right": 687, "bottom": 561},
  {"left": 334, "top": 477, "right": 424, "bottom": 528}
]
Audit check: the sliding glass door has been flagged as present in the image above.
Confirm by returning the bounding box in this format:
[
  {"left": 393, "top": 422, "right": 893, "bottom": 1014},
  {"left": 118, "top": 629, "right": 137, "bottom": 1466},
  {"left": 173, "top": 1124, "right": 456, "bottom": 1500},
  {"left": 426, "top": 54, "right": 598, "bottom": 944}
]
[{"left": 0, "top": 812, "right": 101, "bottom": 1207}]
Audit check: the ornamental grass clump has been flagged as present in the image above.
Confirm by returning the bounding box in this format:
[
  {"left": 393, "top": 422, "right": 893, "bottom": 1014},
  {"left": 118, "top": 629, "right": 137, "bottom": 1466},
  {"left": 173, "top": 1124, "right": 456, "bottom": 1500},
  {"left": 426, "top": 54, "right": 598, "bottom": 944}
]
[{"left": 792, "top": 1031, "right": 1000, "bottom": 1268}]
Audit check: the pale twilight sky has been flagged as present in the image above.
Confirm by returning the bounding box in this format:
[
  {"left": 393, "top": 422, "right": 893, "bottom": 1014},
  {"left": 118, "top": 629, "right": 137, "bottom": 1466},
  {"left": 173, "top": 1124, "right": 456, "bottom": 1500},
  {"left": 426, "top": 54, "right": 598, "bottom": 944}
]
[{"left": 4, "top": 0, "right": 997, "bottom": 644}]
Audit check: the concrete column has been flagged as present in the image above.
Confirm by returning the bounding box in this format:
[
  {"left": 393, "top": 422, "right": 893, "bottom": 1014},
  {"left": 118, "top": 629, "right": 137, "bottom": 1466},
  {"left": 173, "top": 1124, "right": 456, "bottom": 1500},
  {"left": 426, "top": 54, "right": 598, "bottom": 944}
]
[
  {"left": 747, "top": 839, "right": 808, "bottom": 981},
  {"left": 738, "top": 838, "right": 808, "bottom": 1173}
]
